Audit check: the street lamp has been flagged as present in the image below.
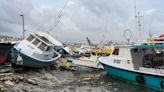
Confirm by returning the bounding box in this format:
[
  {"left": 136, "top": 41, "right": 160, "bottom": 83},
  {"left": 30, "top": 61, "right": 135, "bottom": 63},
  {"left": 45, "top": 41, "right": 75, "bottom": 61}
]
[{"left": 20, "top": 15, "right": 25, "bottom": 39}]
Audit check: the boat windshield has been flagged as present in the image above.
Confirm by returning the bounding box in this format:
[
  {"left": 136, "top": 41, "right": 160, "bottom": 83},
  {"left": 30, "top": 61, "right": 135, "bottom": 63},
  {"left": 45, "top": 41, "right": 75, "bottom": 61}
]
[
  {"left": 38, "top": 43, "right": 47, "bottom": 51},
  {"left": 32, "top": 39, "right": 40, "bottom": 46},
  {"left": 112, "top": 48, "right": 119, "bottom": 55}
]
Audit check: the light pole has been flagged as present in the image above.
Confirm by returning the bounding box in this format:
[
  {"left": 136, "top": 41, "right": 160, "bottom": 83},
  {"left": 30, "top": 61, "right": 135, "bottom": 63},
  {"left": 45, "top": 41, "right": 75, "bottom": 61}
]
[{"left": 20, "top": 15, "right": 25, "bottom": 39}]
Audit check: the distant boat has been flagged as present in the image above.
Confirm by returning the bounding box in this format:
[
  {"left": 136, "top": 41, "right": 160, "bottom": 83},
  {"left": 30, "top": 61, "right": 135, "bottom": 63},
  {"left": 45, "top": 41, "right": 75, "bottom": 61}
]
[
  {"left": 99, "top": 43, "right": 164, "bottom": 91},
  {"left": 0, "top": 43, "right": 15, "bottom": 64},
  {"left": 139, "top": 34, "right": 164, "bottom": 44},
  {"left": 10, "top": 32, "right": 61, "bottom": 68},
  {"left": 69, "top": 48, "right": 113, "bottom": 69}
]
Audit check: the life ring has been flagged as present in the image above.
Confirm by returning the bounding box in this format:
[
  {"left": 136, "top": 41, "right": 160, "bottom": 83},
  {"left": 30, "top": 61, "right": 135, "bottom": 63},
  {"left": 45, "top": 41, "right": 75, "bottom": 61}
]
[
  {"left": 136, "top": 75, "right": 145, "bottom": 84},
  {"left": 160, "top": 81, "right": 164, "bottom": 89}
]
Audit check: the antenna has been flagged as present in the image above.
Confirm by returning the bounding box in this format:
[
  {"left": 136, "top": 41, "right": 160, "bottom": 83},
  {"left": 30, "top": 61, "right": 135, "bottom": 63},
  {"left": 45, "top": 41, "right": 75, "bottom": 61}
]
[
  {"left": 149, "top": 30, "right": 152, "bottom": 38},
  {"left": 134, "top": 0, "right": 138, "bottom": 41},
  {"left": 134, "top": 0, "right": 137, "bottom": 20},
  {"left": 148, "top": 30, "right": 153, "bottom": 43}
]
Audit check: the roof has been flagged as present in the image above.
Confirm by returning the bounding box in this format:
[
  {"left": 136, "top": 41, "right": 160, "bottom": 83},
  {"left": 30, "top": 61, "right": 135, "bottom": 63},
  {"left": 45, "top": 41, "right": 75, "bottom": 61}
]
[
  {"left": 113, "top": 44, "right": 164, "bottom": 49},
  {"left": 132, "top": 44, "right": 164, "bottom": 48},
  {"left": 35, "top": 34, "right": 52, "bottom": 44},
  {"left": 30, "top": 32, "right": 63, "bottom": 46}
]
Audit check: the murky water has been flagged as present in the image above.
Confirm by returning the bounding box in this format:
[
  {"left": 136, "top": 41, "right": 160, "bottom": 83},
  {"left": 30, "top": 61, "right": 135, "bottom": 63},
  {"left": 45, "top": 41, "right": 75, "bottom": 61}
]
[
  {"left": 0, "top": 65, "right": 160, "bottom": 92},
  {"left": 50, "top": 66, "right": 159, "bottom": 92}
]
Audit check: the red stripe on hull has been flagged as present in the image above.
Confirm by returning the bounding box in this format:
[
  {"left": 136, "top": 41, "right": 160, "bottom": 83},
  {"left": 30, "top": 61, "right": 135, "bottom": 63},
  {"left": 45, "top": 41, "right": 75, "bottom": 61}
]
[{"left": 0, "top": 56, "right": 7, "bottom": 64}]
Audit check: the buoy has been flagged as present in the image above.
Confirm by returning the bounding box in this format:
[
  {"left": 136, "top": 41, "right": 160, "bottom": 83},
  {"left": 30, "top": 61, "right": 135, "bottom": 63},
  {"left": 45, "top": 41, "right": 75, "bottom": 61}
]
[{"left": 16, "top": 54, "right": 23, "bottom": 65}]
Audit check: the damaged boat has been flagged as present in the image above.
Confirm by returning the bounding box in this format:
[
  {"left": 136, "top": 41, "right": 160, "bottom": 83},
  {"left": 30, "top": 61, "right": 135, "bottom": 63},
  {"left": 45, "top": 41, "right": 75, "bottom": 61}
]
[
  {"left": 10, "top": 32, "right": 61, "bottom": 68},
  {"left": 69, "top": 48, "right": 113, "bottom": 69}
]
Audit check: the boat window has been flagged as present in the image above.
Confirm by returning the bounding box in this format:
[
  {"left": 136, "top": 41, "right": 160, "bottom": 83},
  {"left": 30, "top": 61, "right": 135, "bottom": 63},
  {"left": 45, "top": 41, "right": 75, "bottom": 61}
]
[
  {"left": 91, "top": 52, "right": 96, "bottom": 55},
  {"left": 38, "top": 43, "right": 47, "bottom": 51},
  {"left": 105, "top": 54, "right": 110, "bottom": 56},
  {"left": 133, "top": 49, "right": 139, "bottom": 53},
  {"left": 32, "top": 39, "right": 40, "bottom": 46},
  {"left": 112, "top": 49, "right": 119, "bottom": 55},
  {"left": 27, "top": 35, "right": 35, "bottom": 42}
]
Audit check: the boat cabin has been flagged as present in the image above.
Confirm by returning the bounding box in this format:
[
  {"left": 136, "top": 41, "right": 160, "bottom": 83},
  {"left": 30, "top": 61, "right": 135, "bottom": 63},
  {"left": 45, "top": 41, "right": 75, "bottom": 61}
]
[
  {"left": 110, "top": 44, "right": 164, "bottom": 70},
  {"left": 26, "top": 33, "right": 54, "bottom": 52},
  {"left": 22, "top": 33, "right": 61, "bottom": 60}
]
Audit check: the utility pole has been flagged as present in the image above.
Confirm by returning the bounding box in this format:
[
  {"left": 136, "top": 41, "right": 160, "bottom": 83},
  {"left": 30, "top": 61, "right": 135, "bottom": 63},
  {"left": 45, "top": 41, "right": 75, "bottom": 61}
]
[{"left": 20, "top": 15, "right": 25, "bottom": 39}]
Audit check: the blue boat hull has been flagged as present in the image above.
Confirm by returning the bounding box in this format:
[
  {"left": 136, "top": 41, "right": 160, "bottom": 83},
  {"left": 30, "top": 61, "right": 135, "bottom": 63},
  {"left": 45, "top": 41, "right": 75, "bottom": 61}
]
[
  {"left": 10, "top": 48, "right": 54, "bottom": 68},
  {"left": 101, "top": 63, "right": 164, "bottom": 91}
]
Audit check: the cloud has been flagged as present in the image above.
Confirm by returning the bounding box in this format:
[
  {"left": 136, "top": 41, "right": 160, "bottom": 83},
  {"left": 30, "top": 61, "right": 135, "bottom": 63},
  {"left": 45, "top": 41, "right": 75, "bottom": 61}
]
[
  {"left": 143, "top": 8, "right": 156, "bottom": 16},
  {"left": 0, "top": 0, "right": 33, "bottom": 36},
  {"left": 0, "top": 0, "right": 163, "bottom": 44}
]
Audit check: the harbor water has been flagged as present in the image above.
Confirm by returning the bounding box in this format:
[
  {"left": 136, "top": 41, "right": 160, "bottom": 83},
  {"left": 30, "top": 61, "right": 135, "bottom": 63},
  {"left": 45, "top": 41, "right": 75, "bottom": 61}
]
[{"left": 0, "top": 63, "right": 159, "bottom": 92}]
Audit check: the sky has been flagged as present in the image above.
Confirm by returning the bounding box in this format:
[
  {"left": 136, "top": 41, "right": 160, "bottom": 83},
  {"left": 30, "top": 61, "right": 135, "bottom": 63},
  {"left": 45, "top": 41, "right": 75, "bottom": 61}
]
[{"left": 0, "top": 0, "right": 164, "bottom": 43}]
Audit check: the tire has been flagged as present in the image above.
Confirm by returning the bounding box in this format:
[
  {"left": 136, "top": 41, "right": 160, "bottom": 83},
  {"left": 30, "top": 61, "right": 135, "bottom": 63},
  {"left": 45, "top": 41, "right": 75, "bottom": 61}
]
[
  {"left": 160, "top": 81, "right": 164, "bottom": 89},
  {"left": 136, "top": 75, "right": 145, "bottom": 84}
]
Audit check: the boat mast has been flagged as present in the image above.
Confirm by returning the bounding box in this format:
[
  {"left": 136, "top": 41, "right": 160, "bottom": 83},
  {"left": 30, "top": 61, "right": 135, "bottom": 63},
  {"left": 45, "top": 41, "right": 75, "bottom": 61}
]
[
  {"left": 47, "top": 0, "right": 70, "bottom": 34},
  {"left": 134, "top": 0, "right": 143, "bottom": 40},
  {"left": 136, "top": 12, "right": 143, "bottom": 40}
]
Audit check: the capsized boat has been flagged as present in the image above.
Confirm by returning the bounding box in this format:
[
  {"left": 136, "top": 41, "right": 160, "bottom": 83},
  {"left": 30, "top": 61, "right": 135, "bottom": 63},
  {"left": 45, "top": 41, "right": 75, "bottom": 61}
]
[
  {"left": 99, "top": 43, "right": 164, "bottom": 91},
  {"left": 69, "top": 48, "right": 113, "bottom": 69},
  {"left": 10, "top": 32, "right": 61, "bottom": 68}
]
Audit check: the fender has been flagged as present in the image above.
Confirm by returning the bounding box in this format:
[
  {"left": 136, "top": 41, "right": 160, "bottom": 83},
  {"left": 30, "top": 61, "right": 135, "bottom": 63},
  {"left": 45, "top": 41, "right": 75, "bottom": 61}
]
[{"left": 136, "top": 75, "right": 145, "bottom": 84}]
